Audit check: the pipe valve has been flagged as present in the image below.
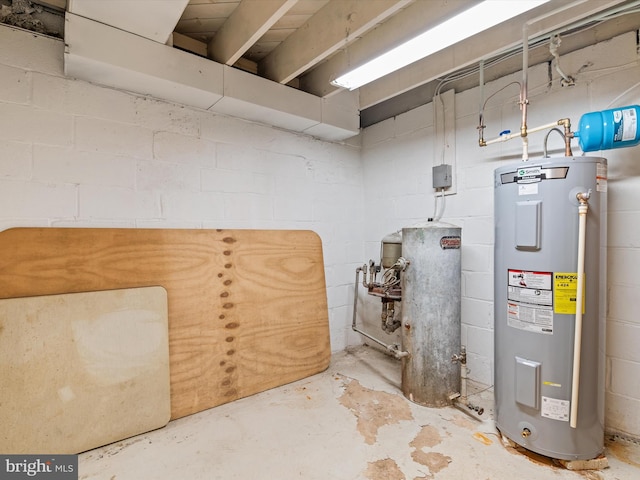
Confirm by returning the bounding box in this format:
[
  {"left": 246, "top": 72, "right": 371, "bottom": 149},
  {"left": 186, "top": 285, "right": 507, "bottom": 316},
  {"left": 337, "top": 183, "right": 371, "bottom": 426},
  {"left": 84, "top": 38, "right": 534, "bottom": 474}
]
[
  {"left": 452, "top": 346, "right": 467, "bottom": 364},
  {"left": 576, "top": 190, "right": 591, "bottom": 204}
]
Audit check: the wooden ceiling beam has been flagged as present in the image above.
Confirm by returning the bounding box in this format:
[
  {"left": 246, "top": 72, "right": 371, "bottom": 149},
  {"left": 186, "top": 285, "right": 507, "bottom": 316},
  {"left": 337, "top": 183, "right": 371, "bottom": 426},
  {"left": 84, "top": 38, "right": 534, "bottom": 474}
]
[
  {"left": 298, "top": 0, "right": 480, "bottom": 98},
  {"left": 259, "top": 0, "right": 412, "bottom": 85},
  {"left": 208, "top": 0, "right": 298, "bottom": 65}
]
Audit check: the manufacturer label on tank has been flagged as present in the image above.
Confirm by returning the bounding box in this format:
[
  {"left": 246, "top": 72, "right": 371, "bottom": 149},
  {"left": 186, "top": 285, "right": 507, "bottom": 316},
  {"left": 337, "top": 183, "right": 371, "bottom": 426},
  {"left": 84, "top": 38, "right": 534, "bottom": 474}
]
[
  {"left": 500, "top": 166, "right": 568, "bottom": 185},
  {"left": 541, "top": 396, "right": 570, "bottom": 422},
  {"left": 440, "top": 236, "right": 461, "bottom": 249},
  {"left": 613, "top": 107, "right": 637, "bottom": 142},
  {"left": 518, "top": 183, "right": 538, "bottom": 196},
  {"left": 515, "top": 166, "right": 542, "bottom": 184},
  {"left": 507, "top": 270, "right": 553, "bottom": 334}
]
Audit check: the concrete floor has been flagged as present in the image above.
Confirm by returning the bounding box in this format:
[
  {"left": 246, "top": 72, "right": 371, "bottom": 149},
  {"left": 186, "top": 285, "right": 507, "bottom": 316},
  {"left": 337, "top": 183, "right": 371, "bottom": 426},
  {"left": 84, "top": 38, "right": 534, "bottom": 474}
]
[{"left": 79, "top": 346, "right": 640, "bottom": 480}]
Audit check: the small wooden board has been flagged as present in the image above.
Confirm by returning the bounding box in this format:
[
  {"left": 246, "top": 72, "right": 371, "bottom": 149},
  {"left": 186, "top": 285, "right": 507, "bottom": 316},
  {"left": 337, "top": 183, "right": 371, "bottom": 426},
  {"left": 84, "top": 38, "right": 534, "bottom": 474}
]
[
  {"left": 0, "top": 228, "right": 331, "bottom": 419},
  {"left": 557, "top": 456, "right": 609, "bottom": 470},
  {"left": 0, "top": 287, "right": 170, "bottom": 454}
]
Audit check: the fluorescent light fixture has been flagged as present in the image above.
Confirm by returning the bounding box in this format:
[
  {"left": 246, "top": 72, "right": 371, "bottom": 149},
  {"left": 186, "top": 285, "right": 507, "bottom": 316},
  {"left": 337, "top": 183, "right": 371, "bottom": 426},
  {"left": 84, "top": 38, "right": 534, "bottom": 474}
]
[{"left": 331, "top": 0, "right": 550, "bottom": 90}]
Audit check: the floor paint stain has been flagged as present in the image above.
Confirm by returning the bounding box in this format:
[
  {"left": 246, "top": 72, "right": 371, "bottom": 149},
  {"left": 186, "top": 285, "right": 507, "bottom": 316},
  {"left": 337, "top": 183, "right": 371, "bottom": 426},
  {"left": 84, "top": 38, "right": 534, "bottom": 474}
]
[
  {"left": 339, "top": 379, "right": 413, "bottom": 444},
  {"left": 410, "top": 425, "right": 442, "bottom": 449},
  {"left": 503, "top": 442, "right": 561, "bottom": 470},
  {"left": 365, "top": 458, "right": 406, "bottom": 480},
  {"left": 607, "top": 437, "right": 640, "bottom": 467},
  {"left": 473, "top": 432, "right": 493, "bottom": 446},
  {"left": 409, "top": 425, "right": 450, "bottom": 477},
  {"left": 501, "top": 434, "right": 612, "bottom": 475},
  {"left": 450, "top": 414, "right": 476, "bottom": 430},
  {"left": 578, "top": 471, "right": 604, "bottom": 480},
  {"left": 410, "top": 451, "right": 452, "bottom": 476}
]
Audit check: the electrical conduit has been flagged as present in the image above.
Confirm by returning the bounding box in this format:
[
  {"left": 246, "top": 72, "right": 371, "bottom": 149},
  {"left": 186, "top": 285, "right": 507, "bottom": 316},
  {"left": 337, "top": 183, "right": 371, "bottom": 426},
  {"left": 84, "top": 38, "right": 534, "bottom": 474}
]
[{"left": 570, "top": 191, "right": 590, "bottom": 428}]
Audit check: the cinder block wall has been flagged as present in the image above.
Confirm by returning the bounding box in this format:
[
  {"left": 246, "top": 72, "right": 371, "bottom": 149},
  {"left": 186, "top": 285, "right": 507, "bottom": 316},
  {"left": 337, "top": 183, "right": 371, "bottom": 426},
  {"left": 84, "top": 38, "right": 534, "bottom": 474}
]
[
  {"left": 361, "top": 32, "right": 640, "bottom": 438},
  {"left": 1, "top": 24, "right": 639, "bottom": 440},
  {"left": 0, "top": 26, "right": 364, "bottom": 353}
]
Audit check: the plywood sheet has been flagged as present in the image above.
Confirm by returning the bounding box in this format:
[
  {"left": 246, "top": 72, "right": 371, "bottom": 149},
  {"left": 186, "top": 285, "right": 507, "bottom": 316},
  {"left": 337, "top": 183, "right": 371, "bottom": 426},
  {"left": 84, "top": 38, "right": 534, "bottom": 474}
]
[
  {"left": 0, "top": 228, "right": 331, "bottom": 419},
  {"left": 0, "top": 287, "right": 170, "bottom": 454}
]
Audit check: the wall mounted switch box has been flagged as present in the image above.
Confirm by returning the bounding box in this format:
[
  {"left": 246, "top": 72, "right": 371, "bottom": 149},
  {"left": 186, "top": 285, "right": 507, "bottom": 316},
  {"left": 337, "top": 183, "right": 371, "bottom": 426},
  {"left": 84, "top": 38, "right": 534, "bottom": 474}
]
[{"left": 433, "top": 164, "right": 452, "bottom": 189}]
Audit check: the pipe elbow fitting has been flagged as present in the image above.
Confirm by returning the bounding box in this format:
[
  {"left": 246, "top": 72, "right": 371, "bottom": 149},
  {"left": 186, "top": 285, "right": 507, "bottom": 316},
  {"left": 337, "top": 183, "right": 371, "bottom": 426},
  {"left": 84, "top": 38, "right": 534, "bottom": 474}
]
[
  {"left": 576, "top": 190, "right": 591, "bottom": 204},
  {"left": 558, "top": 117, "right": 571, "bottom": 128}
]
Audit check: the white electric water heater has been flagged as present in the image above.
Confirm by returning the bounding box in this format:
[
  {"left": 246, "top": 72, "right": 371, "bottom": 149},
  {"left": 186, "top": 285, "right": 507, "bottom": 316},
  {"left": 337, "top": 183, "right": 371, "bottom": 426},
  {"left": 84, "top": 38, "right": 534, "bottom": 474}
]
[{"left": 494, "top": 156, "right": 606, "bottom": 460}]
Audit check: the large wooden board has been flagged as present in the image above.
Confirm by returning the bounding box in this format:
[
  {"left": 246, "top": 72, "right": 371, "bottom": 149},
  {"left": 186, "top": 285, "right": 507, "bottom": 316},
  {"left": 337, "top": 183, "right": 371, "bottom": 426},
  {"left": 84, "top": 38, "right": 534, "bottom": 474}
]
[
  {"left": 0, "top": 287, "right": 170, "bottom": 454},
  {"left": 0, "top": 228, "right": 330, "bottom": 419}
]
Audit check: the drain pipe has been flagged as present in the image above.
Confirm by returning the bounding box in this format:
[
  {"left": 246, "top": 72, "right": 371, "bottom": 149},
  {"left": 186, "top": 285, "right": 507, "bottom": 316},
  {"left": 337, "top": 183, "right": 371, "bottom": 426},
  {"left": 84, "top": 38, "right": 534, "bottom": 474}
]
[
  {"left": 352, "top": 266, "right": 409, "bottom": 359},
  {"left": 520, "top": 23, "right": 529, "bottom": 161},
  {"left": 451, "top": 346, "right": 484, "bottom": 420},
  {"left": 570, "top": 190, "right": 590, "bottom": 428}
]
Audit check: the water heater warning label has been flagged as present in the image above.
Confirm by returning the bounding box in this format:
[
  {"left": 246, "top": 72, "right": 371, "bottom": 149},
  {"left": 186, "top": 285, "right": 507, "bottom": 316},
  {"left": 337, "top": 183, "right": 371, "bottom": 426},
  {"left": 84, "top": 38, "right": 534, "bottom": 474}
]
[
  {"left": 508, "top": 270, "right": 552, "bottom": 291},
  {"left": 597, "top": 162, "right": 607, "bottom": 192},
  {"left": 507, "top": 270, "right": 553, "bottom": 334}
]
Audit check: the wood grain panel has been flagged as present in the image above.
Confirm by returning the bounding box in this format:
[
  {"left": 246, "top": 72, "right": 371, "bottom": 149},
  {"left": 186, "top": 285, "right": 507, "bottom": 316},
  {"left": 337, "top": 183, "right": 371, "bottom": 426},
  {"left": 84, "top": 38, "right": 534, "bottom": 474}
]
[{"left": 0, "top": 228, "right": 330, "bottom": 419}]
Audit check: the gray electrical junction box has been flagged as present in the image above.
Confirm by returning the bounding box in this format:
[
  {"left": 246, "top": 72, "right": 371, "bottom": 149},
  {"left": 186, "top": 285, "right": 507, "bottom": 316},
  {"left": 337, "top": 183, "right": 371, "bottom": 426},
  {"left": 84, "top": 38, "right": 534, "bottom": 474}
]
[{"left": 433, "top": 164, "right": 452, "bottom": 189}]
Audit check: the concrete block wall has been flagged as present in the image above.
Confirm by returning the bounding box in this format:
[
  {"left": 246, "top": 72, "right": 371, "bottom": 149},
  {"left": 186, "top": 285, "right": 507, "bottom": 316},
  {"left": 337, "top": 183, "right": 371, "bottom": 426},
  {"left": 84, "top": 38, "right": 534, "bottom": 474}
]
[
  {"left": 360, "top": 31, "right": 640, "bottom": 438},
  {"left": 2, "top": 23, "right": 639, "bottom": 440},
  {"left": 0, "top": 26, "right": 364, "bottom": 353}
]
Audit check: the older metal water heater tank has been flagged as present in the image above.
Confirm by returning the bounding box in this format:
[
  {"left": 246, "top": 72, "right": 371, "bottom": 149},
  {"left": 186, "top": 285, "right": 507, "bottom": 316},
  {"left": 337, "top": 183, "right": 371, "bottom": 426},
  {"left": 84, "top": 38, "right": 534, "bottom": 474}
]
[
  {"left": 401, "top": 222, "right": 461, "bottom": 407},
  {"left": 494, "top": 157, "right": 606, "bottom": 460}
]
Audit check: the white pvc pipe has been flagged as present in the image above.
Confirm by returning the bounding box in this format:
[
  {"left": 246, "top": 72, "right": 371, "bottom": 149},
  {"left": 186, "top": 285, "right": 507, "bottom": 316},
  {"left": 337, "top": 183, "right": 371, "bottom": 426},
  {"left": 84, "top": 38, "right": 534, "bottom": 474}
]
[
  {"left": 483, "top": 121, "right": 561, "bottom": 146},
  {"left": 522, "top": 136, "right": 529, "bottom": 162},
  {"left": 479, "top": 60, "right": 484, "bottom": 117},
  {"left": 521, "top": 22, "right": 529, "bottom": 162},
  {"left": 570, "top": 199, "right": 589, "bottom": 428}
]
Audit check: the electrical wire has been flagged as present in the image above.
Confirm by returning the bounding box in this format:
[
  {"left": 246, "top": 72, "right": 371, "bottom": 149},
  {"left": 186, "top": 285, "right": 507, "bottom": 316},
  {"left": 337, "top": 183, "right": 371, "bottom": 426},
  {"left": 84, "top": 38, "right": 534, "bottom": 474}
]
[
  {"left": 434, "top": 187, "right": 446, "bottom": 222},
  {"left": 467, "top": 383, "right": 494, "bottom": 398},
  {"left": 431, "top": 2, "right": 640, "bottom": 96},
  {"left": 428, "top": 3, "right": 639, "bottom": 220},
  {"left": 431, "top": 193, "right": 439, "bottom": 221},
  {"left": 481, "top": 81, "right": 521, "bottom": 111},
  {"left": 606, "top": 80, "right": 640, "bottom": 108}
]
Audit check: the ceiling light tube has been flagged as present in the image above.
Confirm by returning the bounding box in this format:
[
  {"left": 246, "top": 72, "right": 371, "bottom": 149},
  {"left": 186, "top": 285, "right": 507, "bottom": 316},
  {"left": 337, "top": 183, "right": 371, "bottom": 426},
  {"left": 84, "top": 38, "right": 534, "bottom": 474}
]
[{"left": 331, "top": 0, "right": 551, "bottom": 90}]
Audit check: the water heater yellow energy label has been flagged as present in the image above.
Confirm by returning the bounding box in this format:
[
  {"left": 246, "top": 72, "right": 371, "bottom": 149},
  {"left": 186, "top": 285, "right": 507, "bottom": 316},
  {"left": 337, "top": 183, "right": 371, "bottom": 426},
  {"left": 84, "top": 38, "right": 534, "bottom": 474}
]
[{"left": 554, "top": 272, "right": 585, "bottom": 314}]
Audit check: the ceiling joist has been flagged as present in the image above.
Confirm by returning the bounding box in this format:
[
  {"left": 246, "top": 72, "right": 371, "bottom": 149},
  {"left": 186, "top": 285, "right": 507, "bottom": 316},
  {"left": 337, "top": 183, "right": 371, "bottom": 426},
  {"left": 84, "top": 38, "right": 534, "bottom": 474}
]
[
  {"left": 258, "top": 0, "right": 412, "bottom": 85},
  {"left": 300, "top": 0, "right": 482, "bottom": 98},
  {"left": 208, "top": 0, "right": 298, "bottom": 65},
  {"left": 59, "top": 0, "right": 640, "bottom": 132}
]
